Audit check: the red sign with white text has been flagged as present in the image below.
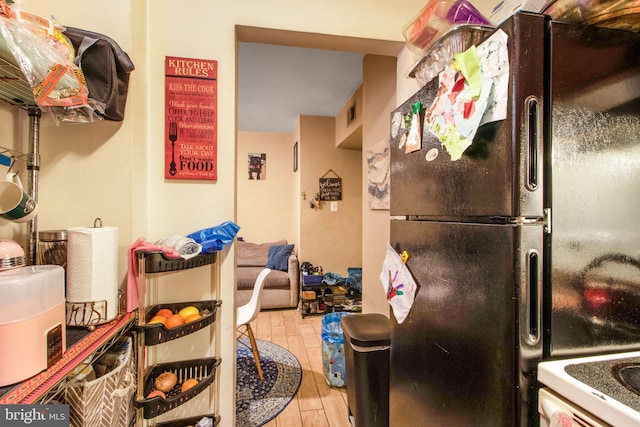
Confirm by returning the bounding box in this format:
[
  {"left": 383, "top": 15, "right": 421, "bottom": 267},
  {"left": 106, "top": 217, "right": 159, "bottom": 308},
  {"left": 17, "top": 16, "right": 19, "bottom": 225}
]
[{"left": 165, "top": 56, "right": 218, "bottom": 180}]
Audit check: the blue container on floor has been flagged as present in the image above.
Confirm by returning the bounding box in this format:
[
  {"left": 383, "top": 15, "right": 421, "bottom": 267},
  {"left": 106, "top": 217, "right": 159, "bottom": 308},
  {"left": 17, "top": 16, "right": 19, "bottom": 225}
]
[{"left": 321, "top": 312, "right": 351, "bottom": 387}]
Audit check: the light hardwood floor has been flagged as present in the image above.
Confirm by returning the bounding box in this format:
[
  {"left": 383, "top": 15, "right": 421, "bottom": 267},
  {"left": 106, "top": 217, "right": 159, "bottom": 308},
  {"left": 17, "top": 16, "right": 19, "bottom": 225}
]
[{"left": 247, "top": 308, "right": 352, "bottom": 427}]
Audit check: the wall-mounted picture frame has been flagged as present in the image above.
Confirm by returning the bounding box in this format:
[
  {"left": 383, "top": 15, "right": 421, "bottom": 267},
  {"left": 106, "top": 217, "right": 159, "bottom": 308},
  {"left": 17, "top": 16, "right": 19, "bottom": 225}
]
[
  {"left": 248, "top": 153, "right": 266, "bottom": 180},
  {"left": 319, "top": 169, "right": 342, "bottom": 201},
  {"left": 347, "top": 102, "right": 356, "bottom": 125},
  {"left": 293, "top": 141, "right": 298, "bottom": 172},
  {"left": 367, "top": 138, "right": 390, "bottom": 209}
]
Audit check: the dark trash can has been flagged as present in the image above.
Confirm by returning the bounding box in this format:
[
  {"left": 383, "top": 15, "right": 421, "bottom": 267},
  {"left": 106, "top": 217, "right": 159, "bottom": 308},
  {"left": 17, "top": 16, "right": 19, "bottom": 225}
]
[{"left": 341, "top": 313, "right": 390, "bottom": 427}]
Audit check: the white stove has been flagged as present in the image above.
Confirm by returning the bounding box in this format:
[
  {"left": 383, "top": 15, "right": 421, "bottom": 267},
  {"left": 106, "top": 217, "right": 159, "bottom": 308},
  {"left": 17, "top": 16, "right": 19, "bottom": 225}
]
[{"left": 538, "top": 351, "right": 640, "bottom": 426}]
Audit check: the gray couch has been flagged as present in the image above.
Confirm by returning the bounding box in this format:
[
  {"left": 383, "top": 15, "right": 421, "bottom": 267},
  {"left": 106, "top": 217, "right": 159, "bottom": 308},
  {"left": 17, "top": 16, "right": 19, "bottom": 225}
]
[{"left": 236, "top": 240, "right": 299, "bottom": 309}]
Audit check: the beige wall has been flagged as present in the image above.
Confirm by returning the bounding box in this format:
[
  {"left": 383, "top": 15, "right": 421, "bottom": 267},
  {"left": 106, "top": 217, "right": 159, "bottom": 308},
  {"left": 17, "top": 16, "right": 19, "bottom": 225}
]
[
  {"left": 236, "top": 131, "right": 296, "bottom": 244},
  {"left": 335, "top": 85, "right": 363, "bottom": 149},
  {"left": 0, "top": 0, "right": 434, "bottom": 425},
  {"left": 361, "top": 55, "right": 397, "bottom": 316},
  {"left": 298, "top": 115, "right": 362, "bottom": 275},
  {"left": 473, "top": 0, "right": 497, "bottom": 18}
]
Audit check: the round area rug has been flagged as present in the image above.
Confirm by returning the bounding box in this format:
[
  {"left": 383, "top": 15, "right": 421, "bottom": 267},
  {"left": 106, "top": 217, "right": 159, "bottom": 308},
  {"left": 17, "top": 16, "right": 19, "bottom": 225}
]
[{"left": 236, "top": 338, "right": 302, "bottom": 427}]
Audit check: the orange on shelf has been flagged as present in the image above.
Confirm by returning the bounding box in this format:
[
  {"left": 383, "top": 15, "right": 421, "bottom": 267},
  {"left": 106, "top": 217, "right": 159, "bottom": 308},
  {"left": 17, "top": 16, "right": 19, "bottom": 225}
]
[
  {"left": 165, "top": 314, "right": 185, "bottom": 328},
  {"left": 184, "top": 313, "right": 202, "bottom": 323},
  {"left": 155, "top": 308, "right": 173, "bottom": 318}
]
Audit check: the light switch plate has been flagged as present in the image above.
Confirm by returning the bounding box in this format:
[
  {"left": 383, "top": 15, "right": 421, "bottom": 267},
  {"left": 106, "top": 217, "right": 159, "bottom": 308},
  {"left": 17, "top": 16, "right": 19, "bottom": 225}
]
[{"left": 331, "top": 201, "right": 338, "bottom": 212}]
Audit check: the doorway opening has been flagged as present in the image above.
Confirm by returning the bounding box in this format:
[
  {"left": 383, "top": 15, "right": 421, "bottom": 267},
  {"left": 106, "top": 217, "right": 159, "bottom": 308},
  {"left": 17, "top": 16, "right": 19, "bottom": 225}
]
[{"left": 235, "top": 26, "right": 401, "bottom": 316}]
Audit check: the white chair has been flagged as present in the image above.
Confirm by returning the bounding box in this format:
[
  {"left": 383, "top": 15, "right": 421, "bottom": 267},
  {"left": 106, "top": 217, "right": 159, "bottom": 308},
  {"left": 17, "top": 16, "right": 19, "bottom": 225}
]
[{"left": 236, "top": 267, "right": 271, "bottom": 380}]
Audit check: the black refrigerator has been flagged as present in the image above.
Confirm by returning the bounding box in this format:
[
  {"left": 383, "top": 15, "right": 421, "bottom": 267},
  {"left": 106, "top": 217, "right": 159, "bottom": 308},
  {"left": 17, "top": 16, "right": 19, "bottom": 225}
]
[{"left": 388, "top": 12, "right": 640, "bottom": 427}]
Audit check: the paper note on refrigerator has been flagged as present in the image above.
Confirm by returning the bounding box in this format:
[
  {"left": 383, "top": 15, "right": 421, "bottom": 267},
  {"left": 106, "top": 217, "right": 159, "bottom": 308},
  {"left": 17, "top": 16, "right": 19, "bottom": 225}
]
[
  {"left": 478, "top": 29, "right": 509, "bottom": 125},
  {"left": 425, "top": 51, "right": 493, "bottom": 161},
  {"left": 380, "top": 244, "right": 417, "bottom": 323},
  {"left": 425, "top": 29, "right": 510, "bottom": 160}
]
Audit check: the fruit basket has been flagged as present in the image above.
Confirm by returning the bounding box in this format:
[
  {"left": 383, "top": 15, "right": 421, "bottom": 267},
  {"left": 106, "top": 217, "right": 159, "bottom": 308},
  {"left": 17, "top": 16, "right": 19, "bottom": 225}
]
[
  {"left": 156, "top": 414, "right": 220, "bottom": 427},
  {"left": 137, "top": 300, "right": 222, "bottom": 345},
  {"left": 139, "top": 250, "right": 217, "bottom": 274},
  {"left": 134, "top": 357, "right": 221, "bottom": 419}
]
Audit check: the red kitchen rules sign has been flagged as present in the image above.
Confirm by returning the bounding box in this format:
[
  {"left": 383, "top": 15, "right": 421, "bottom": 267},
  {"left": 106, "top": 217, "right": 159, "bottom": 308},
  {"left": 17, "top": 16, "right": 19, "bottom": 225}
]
[{"left": 165, "top": 56, "right": 217, "bottom": 180}]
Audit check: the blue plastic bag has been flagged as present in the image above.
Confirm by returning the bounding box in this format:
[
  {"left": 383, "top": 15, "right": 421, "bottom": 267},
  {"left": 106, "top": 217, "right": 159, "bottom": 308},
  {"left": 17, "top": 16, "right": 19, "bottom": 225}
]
[
  {"left": 187, "top": 221, "right": 240, "bottom": 253},
  {"left": 322, "top": 271, "right": 342, "bottom": 286},
  {"left": 321, "top": 312, "right": 351, "bottom": 387},
  {"left": 321, "top": 269, "right": 362, "bottom": 293},
  {"left": 321, "top": 312, "right": 350, "bottom": 343},
  {"left": 346, "top": 267, "right": 362, "bottom": 293}
]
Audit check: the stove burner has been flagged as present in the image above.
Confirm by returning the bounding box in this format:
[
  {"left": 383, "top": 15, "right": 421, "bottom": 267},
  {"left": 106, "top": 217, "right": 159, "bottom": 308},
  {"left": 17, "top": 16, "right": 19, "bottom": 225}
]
[{"left": 614, "top": 365, "right": 640, "bottom": 395}]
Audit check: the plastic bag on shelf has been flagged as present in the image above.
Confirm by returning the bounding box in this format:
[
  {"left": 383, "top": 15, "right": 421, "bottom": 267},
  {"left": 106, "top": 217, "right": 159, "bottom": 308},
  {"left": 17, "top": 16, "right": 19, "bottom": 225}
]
[
  {"left": 0, "top": 12, "right": 96, "bottom": 124},
  {"left": 46, "top": 102, "right": 102, "bottom": 125},
  {"left": 187, "top": 221, "right": 241, "bottom": 253}
]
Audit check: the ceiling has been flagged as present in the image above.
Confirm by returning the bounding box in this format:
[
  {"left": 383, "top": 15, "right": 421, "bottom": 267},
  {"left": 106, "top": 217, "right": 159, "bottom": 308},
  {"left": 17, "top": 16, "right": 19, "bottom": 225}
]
[{"left": 237, "top": 42, "right": 364, "bottom": 134}]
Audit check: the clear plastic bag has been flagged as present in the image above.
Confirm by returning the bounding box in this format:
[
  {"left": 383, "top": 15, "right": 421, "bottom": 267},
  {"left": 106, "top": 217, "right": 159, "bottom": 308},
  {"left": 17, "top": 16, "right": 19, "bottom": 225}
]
[
  {"left": 0, "top": 13, "right": 94, "bottom": 123},
  {"left": 321, "top": 312, "right": 351, "bottom": 387}
]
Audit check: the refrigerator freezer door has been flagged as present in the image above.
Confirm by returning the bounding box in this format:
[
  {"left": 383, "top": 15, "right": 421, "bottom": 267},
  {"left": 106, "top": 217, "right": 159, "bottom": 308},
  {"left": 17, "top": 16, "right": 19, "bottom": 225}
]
[
  {"left": 548, "top": 21, "right": 640, "bottom": 357},
  {"left": 389, "top": 219, "right": 543, "bottom": 426},
  {"left": 390, "top": 13, "right": 546, "bottom": 220}
]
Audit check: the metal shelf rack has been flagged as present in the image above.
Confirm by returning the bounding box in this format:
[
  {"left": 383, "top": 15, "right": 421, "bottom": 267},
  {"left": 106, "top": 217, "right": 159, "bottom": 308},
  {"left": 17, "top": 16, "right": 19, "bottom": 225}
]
[
  {"left": 0, "top": 38, "right": 41, "bottom": 265},
  {"left": 135, "top": 250, "right": 221, "bottom": 426}
]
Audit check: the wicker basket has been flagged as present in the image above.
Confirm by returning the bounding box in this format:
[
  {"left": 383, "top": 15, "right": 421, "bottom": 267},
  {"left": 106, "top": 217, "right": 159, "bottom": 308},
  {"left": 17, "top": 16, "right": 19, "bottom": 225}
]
[{"left": 65, "top": 337, "right": 135, "bottom": 427}]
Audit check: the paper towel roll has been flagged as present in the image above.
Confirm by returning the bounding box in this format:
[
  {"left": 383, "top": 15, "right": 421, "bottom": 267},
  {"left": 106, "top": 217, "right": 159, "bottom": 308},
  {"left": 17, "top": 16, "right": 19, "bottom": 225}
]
[{"left": 67, "top": 226, "right": 119, "bottom": 323}]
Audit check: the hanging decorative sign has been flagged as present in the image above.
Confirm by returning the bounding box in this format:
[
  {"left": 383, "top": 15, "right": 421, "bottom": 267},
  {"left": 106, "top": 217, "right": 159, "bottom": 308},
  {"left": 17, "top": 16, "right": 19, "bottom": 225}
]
[
  {"left": 319, "top": 169, "right": 342, "bottom": 201},
  {"left": 164, "top": 56, "right": 218, "bottom": 180}
]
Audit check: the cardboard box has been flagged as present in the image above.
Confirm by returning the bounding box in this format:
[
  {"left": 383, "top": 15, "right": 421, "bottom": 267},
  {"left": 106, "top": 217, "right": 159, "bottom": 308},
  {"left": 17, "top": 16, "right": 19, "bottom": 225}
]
[{"left": 302, "top": 290, "right": 317, "bottom": 300}]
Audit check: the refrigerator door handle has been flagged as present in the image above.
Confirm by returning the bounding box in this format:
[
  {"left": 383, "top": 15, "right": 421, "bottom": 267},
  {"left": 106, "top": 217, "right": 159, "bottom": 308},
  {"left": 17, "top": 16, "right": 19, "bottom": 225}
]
[
  {"left": 525, "top": 248, "right": 542, "bottom": 345},
  {"left": 525, "top": 96, "right": 541, "bottom": 191}
]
